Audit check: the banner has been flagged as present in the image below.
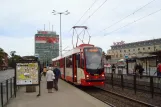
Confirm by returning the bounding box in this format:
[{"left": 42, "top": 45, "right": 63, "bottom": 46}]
[
  {"left": 16, "top": 62, "right": 39, "bottom": 85},
  {"left": 35, "top": 37, "right": 59, "bottom": 43}
]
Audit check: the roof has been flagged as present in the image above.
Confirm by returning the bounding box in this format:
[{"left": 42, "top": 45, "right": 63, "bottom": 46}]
[{"left": 52, "top": 43, "right": 95, "bottom": 61}]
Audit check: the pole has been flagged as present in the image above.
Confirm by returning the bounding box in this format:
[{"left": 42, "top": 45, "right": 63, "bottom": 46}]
[{"left": 60, "top": 13, "right": 62, "bottom": 57}]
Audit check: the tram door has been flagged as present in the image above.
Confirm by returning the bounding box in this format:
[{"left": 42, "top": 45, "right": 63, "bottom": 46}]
[
  {"left": 72, "top": 54, "right": 77, "bottom": 82},
  {"left": 63, "top": 58, "right": 65, "bottom": 79}
]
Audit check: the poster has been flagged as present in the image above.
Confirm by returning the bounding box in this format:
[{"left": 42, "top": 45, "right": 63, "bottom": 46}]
[
  {"left": 16, "top": 62, "right": 39, "bottom": 85},
  {"left": 35, "top": 36, "right": 59, "bottom": 43}
]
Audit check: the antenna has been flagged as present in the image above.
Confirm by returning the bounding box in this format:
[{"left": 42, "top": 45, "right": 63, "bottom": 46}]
[
  {"left": 49, "top": 22, "right": 50, "bottom": 31},
  {"left": 52, "top": 25, "right": 53, "bottom": 31},
  {"left": 44, "top": 24, "right": 45, "bottom": 31}
]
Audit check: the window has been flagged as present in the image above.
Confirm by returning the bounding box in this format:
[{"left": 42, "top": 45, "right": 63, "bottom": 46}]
[
  {"left": 148, "top": 47, "right": 150, "bottom": 49},
  {"left": 120, "top": 54, "right": 122, "bottom": 57},
  {"left": 143, "top": 48, "right": 145, "bottom": 50},
  {"left": 66, "top": 55, "right": 72, "bottom": 68},
  {"left": 124, "top": 50, "right": 126, "bottom": 52},
  {"left": 138, "top": 48, "right": 140, "bottom": 51},
  {"left": 81, "top": 52, "right": 84, "bottom": 68},
  {"left": 129, "top": 49, "right": 130, "bottom": 52},
  {"left": 120, "top": 50, "right": 121, "bottom": 52},
  {"left": 76, "top": 53, "right": 80, "bottom": 68}
]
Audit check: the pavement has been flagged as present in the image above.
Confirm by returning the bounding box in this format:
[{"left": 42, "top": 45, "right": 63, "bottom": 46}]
[{"left": 6, "top": 77, "right": 109, "bottom": 107}]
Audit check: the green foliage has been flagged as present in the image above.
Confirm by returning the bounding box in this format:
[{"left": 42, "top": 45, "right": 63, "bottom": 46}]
[{"left": 0, "top": 48, "right": 5, "bottom": 65}]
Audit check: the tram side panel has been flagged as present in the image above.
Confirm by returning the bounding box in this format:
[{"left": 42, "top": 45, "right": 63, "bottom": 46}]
[{"left": 59, "top": 58, "right": 65, "bottom": 80}]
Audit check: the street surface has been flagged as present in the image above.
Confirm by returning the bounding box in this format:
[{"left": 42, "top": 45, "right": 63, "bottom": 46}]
[{"left": 0, "top": 69, "right": 14, "bottom": 83}]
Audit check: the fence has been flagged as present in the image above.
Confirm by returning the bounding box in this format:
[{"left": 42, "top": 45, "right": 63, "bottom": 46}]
[
  {"left": 0, "top": 77, "right": 18, "bottom": 107},
  {"left": 105, "top": 73, "right": 161, "bottom": 98}
]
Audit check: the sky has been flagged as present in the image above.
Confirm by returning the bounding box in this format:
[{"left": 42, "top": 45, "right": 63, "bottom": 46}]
[{"left": 0, "top": 0, "right": 161, "bottom": 56}]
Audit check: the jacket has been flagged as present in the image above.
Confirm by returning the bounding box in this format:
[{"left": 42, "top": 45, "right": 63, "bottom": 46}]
[
  {"left": 53, "top": 68, "right": 61, "bottom": 79},
  {"left": 46, "top": 70, "right": 55, "bottom": 81}
]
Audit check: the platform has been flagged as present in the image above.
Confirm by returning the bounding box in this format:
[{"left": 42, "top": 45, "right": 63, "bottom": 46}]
[{"left": 6, "top": 77, "right": 110, "bottom": 107}]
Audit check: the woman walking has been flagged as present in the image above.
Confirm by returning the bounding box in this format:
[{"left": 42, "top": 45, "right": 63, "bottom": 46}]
[{"left": 46, "top": 67, "right": 55, "bottom": 93}]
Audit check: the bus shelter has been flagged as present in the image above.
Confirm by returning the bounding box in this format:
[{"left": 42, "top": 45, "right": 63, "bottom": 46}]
[{"left": 126, "top": 54, "right": 157, "bottom": 75}]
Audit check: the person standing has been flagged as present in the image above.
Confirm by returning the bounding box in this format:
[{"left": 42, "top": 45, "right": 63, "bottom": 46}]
[
  {"left": 43, "top": 66, "right": 47, "bottom": 76},
  {"left": 53, "top": 65, "right": 61, "bottom": 91},
  {"left": 46, "top": 67, "right": 55, "bottom": 93},
  {"left": 111, "top": 64, "right": 116, "bottom": 74}
]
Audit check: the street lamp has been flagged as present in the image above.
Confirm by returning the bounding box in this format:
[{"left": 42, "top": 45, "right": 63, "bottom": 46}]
[{"left": 52, "top": 10, "right": 70, "bottom": 57}]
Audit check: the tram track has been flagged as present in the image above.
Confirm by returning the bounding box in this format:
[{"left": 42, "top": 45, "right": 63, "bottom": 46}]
[{"left": 79, "top": 86, "right": 157, "bottom": 107}]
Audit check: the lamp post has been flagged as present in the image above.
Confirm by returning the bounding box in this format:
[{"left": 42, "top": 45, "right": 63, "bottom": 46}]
[{"left": 52, "top": 10, "right": 70, "bottom": 57}]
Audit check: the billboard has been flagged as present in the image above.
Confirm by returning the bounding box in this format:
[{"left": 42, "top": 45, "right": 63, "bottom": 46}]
[
  {"left": 35, "top": 37, "right": 59, "bottom": 43},
  {"left": 16, "top": 62, "right": 39, "bottom": 85}
]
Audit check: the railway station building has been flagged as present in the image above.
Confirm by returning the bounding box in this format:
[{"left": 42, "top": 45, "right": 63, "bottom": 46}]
[{"left": 106, "top": 38, "right": 161, "bottom": 75}]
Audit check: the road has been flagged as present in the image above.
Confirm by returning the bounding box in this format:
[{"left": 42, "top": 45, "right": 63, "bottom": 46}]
[{"left": 0, "top": 69, "right": 14, "bottom": 83}]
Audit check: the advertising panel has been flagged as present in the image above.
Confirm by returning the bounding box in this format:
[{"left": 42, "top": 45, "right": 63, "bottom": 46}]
[
  {"left": 16, "top": 62, "right": 39, "bottom": 85},
  {"left": 35, "top": 37, "right": 59, "bottom": 43}
]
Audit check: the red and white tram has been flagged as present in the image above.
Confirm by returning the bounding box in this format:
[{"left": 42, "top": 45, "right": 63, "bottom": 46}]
[{"left": 52, "top": 44, "right": 105, "bottom": 86}]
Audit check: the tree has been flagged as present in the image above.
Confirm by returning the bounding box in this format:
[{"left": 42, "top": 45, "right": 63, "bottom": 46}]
[
  {"left": 10, "top": 51, "right": 16, "bottom": 57},
  {"left": 0, "top": 48, "right": 5, "bottom": 65}
]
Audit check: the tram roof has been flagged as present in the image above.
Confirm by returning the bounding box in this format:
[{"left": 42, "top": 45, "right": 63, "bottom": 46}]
[{"left": 52, "top": 48, "right": 80, "bottom": 61}]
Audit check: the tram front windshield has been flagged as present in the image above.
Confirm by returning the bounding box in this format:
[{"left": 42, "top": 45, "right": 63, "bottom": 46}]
[{"left": 84, "top": 47, "right": 103, "bottom": 71}]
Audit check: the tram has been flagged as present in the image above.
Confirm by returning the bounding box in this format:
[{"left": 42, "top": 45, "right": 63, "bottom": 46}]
[{"left": 52, "top": 44, "right": 105, "bottom": 86}]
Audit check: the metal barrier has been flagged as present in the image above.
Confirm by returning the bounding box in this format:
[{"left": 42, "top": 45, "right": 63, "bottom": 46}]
[
  {"left": 0, "top": 77, "right": 17, "bottom": 107},
  {"left": 105, "top": 73, "right": 161, "bottom": 98}
]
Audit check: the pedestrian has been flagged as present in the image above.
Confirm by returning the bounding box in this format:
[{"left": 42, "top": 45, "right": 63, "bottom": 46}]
[
  {"left": 138, "top": 63, "right": 144, "bottom": 78},
  {"left": 156, "top": 63, "right": 161, "bottom": 77},
  {"left": 111, "top": 64, "right": 116, "bottom": 74},
  {"left": 43, "top": 66, "right": 47, "bottom": 76},
  {"left": 134, "top": 62, "right": 139, "bottom": 75},
  {"left": 53, "top": 65, "right": 61, "bottom": 91},
  {"left": 46, "top": 67, "right": 55, "bottom": 93}
]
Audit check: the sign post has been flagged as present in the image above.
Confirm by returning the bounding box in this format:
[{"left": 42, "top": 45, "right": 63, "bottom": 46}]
[{"left": 15, "top": 60, "right": 41, "bottom": 97}]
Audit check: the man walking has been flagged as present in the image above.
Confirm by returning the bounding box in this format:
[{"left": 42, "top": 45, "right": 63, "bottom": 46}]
[{"left": 53, "top": 65, "right": 61, "bottom": 91}]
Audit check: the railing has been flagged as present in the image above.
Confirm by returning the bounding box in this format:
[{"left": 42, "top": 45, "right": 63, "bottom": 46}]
[
  {"left": 105, "top": 73, "right": 161, "bottom": 98},
  {"left": 0, "top": 77, "right": 18, "bottom": 107}
]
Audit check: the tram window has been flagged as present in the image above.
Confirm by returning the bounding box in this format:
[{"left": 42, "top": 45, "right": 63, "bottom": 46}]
[
  {"left": 66, "top": 56, "right": 72, "bottom": 68},
  {"left": 76, "top": 53, "right": 80, "bottom": 68},
  {"left": 81, "top": 52, "right": 84, "bottom": 68}
]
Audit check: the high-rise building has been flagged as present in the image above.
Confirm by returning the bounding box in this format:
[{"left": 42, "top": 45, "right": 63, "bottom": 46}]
[{"left": 34, "top": 30, "right": 59, "bottom": 65}]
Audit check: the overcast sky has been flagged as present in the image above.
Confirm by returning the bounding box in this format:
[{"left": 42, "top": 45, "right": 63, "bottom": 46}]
[{"left": 0, "top": 0, "right": 161, "bottom": 56}]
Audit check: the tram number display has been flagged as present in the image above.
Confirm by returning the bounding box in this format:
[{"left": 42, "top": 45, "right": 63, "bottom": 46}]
[
  {"left": 94, "top": 74, "right": 98, "bottom": 76},
  {"left": 88, "top": 48, "right": 99, "bottom": 52}
]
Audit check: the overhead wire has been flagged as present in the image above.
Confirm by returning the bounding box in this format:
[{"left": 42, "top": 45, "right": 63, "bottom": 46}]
[
  {"left": 68, "top": 0, "right": 99, "bottom": 32},
  {"left": 92, "top": 0, "right": 157, "bottom": 35},
  {"left": 81, "top": 0, "right": 109, "bottom": 25},
  {"left": 102, "top": 8, "right": 161, "bottom": 36}
]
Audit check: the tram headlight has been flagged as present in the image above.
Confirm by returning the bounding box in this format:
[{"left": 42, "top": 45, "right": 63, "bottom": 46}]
[
  {"left": 101, "top": 74, "right": 105, "bottom": 77},
  {"left": 86, "top": 75, "right": 89, "bottom": 78}
]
